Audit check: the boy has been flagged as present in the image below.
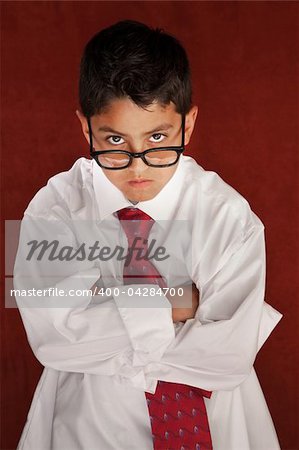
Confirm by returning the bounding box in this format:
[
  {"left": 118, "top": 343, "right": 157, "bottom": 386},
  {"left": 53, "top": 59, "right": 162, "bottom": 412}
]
[{"left": 14, "top": 20, "right": 282, "bottom": 450}]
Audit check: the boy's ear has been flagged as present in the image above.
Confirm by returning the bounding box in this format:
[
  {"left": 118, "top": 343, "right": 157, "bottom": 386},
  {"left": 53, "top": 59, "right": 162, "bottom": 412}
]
[
  {"left": 184, "top": 105, "right": 198, "bottom": 146},
  {"left": 76, "top": 109, "right": 90, "bottom": 144}
]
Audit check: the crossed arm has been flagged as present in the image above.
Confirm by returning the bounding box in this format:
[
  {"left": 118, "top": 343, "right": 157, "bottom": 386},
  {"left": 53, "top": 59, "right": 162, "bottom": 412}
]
[
  {"left": 91, "top": 279, "right": 199, "bottom": 324},
  {"left": 14, "top": 213, "right": 282, "bottom": 393}
]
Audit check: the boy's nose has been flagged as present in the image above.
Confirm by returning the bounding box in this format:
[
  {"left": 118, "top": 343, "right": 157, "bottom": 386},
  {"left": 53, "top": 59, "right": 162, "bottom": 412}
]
[{"left": 127, "top": 154, "right": 148, "bottom": 174}]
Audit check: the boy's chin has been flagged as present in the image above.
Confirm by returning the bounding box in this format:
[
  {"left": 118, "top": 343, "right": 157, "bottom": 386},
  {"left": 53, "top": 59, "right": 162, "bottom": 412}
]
[
  {"left": 127, "top": 193, "right": 156, "bottom": 202},
  {"left": 125, "top": 188, "right": 159, "bottom": 203}
]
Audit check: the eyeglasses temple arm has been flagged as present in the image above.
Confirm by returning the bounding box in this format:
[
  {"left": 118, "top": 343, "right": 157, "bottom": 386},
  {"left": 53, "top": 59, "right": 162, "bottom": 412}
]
[
  {"left": 182, "top": 114, "right": 186, "bottom": 148},
  {"left": 87, "top": 117, "right": 93, "bottom": 155}
]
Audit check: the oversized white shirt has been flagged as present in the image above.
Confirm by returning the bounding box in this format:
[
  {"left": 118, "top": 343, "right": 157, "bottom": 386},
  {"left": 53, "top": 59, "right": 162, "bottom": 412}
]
[{"left": 14, "top": 155, "right": 283, "bottom": 450}]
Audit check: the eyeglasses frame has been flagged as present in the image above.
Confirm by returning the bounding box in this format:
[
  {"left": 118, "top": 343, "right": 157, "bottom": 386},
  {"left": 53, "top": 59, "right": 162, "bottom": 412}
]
[{"left": 87, "top": 114, "right": 186, "bottom": 170}]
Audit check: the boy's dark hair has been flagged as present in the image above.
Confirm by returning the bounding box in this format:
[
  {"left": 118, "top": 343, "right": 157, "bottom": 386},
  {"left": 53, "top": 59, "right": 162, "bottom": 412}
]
[{"left": 79, "top": 20, "right": 192, "bottom": 117}]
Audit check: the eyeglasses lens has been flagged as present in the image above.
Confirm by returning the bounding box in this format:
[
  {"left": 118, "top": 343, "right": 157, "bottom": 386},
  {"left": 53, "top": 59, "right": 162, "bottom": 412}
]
[{"left": 96, "top": 150, "right": 178, "bottom": 168}]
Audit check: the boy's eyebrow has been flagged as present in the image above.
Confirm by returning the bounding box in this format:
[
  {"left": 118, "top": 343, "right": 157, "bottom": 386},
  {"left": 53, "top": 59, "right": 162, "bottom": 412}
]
[{"left": 97, "top": 123, "right": 174, "bottom": 136}]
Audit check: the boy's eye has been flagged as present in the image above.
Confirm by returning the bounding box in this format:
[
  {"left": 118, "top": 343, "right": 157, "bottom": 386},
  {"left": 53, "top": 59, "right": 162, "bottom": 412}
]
[
  {"left": 150, "top": 133, "right": 166, "bottom": 143},
  {"left": 107, "top": 136, "right": 125, "bottom": 145}
]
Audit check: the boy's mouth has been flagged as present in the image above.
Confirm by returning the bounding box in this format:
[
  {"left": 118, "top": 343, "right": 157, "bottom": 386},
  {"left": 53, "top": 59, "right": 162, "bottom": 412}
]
[{"left": 128, "top": 179, "right": 153, "bottom": 187}]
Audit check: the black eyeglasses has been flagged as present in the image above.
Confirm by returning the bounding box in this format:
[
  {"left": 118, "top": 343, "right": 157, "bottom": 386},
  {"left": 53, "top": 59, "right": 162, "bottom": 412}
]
[{"left": 87, "top": 115, "right": 185, "bottom": 170}]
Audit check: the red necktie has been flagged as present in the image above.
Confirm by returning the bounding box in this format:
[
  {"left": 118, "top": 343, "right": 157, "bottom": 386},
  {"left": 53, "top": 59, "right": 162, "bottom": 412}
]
[
  {"left": 117, "top": 207, "right": 167, "bottom": 288},
  {"left": 117, "top": 207, "right": 213, "bottom": 450}
]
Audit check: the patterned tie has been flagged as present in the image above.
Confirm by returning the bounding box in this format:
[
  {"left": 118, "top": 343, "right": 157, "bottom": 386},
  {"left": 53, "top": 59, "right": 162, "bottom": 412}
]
[
  {"left": 117, "top": 207, "right": 167, "bottom": 288},
  {"left": 117, "top": 207, "right": 213, "bottom": 450}
]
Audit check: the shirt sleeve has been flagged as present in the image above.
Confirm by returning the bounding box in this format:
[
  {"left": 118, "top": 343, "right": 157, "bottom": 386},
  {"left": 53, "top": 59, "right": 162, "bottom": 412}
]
[
  {"left": 142, "top": 219, "right": 283, "bottom": 392},
  {"left": 13, "top": 213, "right": 174, "bottom": 393}
]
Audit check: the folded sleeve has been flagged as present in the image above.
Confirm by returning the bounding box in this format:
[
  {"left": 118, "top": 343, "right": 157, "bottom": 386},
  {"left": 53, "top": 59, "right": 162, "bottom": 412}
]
[
  {"left": 143, "top": 219, "right": 283, "bottom": 392},
  {"left": 13, "top": 213, "right": 174, "bottom": 392}
]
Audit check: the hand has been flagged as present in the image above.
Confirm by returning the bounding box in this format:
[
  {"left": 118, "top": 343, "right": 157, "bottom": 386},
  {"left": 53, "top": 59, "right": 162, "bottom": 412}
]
[
  {"left": 166, "top": 283, "right": 199, "bottom": 323},
  {"left": 90, "top": 278, "right": 102, "bottom": 296}
]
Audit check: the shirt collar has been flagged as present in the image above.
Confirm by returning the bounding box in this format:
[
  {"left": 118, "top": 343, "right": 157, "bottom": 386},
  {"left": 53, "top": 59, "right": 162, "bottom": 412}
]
[{"left": 92, "top": 156, "right": 186, "bottom": 224}]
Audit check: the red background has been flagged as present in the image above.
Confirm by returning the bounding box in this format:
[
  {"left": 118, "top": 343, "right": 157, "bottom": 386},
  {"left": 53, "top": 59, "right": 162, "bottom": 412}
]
[{"left": 1, "top": 2, "right": 298, "bottom": 449}]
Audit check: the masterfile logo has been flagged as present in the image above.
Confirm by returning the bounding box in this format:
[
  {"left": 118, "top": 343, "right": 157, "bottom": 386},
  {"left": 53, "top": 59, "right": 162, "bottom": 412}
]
[{"left": 6, "top": 218, "right": 193, "bottom": 309}]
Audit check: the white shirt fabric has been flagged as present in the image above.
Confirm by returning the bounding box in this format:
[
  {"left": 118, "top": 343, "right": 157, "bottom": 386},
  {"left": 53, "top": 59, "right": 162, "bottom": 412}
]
[{"left": 14, "top": 155, "right": 283, "bottom": 450}]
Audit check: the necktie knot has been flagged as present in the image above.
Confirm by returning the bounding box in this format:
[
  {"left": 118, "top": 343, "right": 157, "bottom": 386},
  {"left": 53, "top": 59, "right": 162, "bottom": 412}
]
[
  {"left": 117, "top": 207, "right": 153, "bottom": 222},
  {"left": 117, "top": 207, "right": 154, "bottom": 242}
]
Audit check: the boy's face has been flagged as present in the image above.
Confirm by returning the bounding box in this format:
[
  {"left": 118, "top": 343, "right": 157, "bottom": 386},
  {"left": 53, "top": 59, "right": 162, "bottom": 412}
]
[{"left": 77, "top": 98, "right": 197, "bottom": 203}]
